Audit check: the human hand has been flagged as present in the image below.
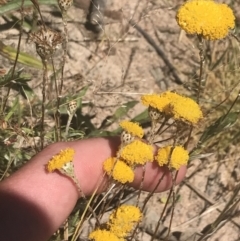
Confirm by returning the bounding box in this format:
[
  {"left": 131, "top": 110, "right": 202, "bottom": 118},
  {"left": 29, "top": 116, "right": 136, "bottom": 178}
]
[{"left": 0, "top": 137, "right": 186, "bottom": 241}]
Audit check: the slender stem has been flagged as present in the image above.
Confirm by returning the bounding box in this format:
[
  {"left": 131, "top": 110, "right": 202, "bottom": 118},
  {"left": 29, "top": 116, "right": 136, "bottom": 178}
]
[
  {"left": 130, "top": 172, "right": 167, "bottom": 241},
  {"left": 2, "top": 0, "right": 24, "bottom": 113},
  {"left": 231, "top": 32, "right": 240, "bottom": 43},
  {"left": 149, "top": 120, "right": 157, "bottom": 144},
  {"left": 70, "top": 175, "right": 109, "bottom": 241},
  {"left": 65, "top": 101, "right": 77, "bottom": 139},
  {"left": 149, "top": 117, "right": 169, "bottom": 144},
  {"left": 165, "top": 172, "right": 178, "bottom": 239},
  {"left": 57, "top": 12, "right": 69, "bottom": 143},
  {"left": 60, "top": 13, "right": 68, "bottom": 95},
  {"left": 150, "top": 188, "right": 173, "bottom": 241},
  {"left": 136, "top": 165, "right": 146, "bottom": 207},
  {"left": 63, "top": 219, "right": 68, "bottom": 241},
  {"left": 184, "top": 125, "right": 193, "bottom": 149},
  {"left": 40, "top": 59, "right": 48, "bottom": 150},
  {"left": 65, "top": 113, "right": 74, "bottom": 139},
  {"left": 197, "top": 184, "right": 240, "bottom": 241},
  {"left": 197, "top": 35, "right": 205, "bottom": 104},
  {"left": 30, "top": 0, "right": 45, "bottom": 27},
  {"left": 150, "top": 143, "right": 177, "bottom": 240},
  {"left": 51, "top": 57, "right": 61, "bottom": 141}
]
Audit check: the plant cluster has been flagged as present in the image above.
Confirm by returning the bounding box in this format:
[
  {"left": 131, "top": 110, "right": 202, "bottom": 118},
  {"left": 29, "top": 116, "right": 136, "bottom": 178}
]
[
  {"left": 89, "top": 205, "right": 142, "bottom": 241},
  {"left": 0, "top": 0, "right": 239, "bottom": 241},
  {"left": 103, "top": 90, "right": 202, "bottom": 188}
]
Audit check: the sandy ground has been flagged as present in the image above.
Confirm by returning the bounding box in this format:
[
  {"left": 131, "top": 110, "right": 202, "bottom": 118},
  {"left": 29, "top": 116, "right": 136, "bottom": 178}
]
[{"left": 1, "top": 0, "right": 240, "bottom": 240}]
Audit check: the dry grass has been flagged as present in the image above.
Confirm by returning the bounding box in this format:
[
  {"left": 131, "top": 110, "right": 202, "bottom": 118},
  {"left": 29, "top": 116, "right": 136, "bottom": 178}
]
[{"left": 0, "top": 0, "right": 240, "bottom": 240}]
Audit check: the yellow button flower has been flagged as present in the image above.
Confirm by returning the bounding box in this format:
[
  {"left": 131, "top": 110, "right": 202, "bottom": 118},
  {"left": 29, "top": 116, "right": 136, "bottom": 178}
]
[
  {"left": 170, "top": 95, "right": 203, "bottom": 124},
  {"left": 118, "top": 140, "right": 154, "bottom": 166},
  {"left": 46, "top": 148, "right": 75, "bottom": 172},
  {"left": 176, "top": 0, "right": 235, "bottom": 40},
  {"left": 142, "top": 91, "right": 202, "bottom": 124},
  {"left": 103, "top": 157, "right": 134, "bottom": 184},
  {"left": 141, "top": 91, "right": 180, "bottom": 114},
  {"left": 89, "top": 229, "right": 122, "bottom": 241},
  {"left": 155, "top": 146, "right": 189, "bottom": 170},
  {"left": 108, "top": 205, "right": 142, "bottom": 238},
  {"left": 119, "top": 120, "right": 144, "bottom": 138}
]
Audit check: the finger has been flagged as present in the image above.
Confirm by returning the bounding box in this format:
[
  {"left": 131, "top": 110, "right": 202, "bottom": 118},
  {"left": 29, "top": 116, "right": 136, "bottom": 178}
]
[
  {"left": 70, "top": 137, "right": 186, "bottom": 194},
  {"left": 0, "top": 137, "right": 186, "bottom": 241}
]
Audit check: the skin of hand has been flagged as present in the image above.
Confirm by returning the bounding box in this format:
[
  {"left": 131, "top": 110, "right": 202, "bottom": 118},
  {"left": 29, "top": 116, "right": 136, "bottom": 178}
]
[{"left": 0, "top": 137, "right": 186, "bottom": 241}]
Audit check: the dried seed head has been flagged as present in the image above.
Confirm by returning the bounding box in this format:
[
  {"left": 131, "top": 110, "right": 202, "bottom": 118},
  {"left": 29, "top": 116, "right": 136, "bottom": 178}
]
[
  {"left": 58, "top": 0, "right": 73, "bottom": 12},
  {"left": 148, "top": 106, "right": 161, "bottom": 121},
  {"left": 67, "top": 100, "right": 77, "bottom": 115},
  {"left": 121, "top": 131, "right": 135, "bottom": 145},
  {"left": 29, "top": 26, "right": 63, "bottom": 60}
]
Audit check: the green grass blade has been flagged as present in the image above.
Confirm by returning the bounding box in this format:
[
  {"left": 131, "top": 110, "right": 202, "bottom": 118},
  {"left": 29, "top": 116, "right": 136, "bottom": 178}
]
[
  {"left": 100, "top": 100, "right": 138, "bottom": 129},
  {"left": 131, "top": 109, "right": 149, "bottom": 124},
  {"left": 4, "top": 97, "right": 20, "bottom": 121},
  {"left": 0, "top": 0, "right": 57, "bottom": 16},
  {"left": 199, "top": 111, "right": 239, "bottom": 144},
  {"left": 0, "top": 41, "right": 47, "bottom": 69}
]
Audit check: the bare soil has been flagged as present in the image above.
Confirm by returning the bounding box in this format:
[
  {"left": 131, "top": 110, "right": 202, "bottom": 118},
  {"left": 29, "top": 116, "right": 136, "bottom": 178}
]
[{"left": 1, "top": 0, "right": 240, "bottom": 240}]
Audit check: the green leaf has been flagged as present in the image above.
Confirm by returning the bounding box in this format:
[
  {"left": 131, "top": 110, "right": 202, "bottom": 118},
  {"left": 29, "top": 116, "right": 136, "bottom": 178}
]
[
  {"left": 66, "top": 131, "right": 85, "bottom": 139},
  {"left": 16, "top": 81, "right": 34, "bottom": 99},
  {"left": 100, "top": 100, "right": 138, "bottom": 129},
  {"left": 87, "top": 129, "right": 118, "bottom": 138},
  {"left": 4, "top": 97, "right": 20, "bottom": 121},
  {"left": 0, "top": 41, "right": 46, "bottom": 69},
  {"left": 131, "top": 109, "right": 149, "bottom": 124},
  {"left": 57, "top": 85, "right": 89, "bottom": 114},
  {"left": 0, "top": 0, "right": 58, "bottom": 15},
  {"left": 113, "top": 101, "right": 138, "bottom": 120},
  {"left": 111, "top": 108, "right": 150, "bottom": 135},
  {"left": 21, "top": 83, "right": 35, "bottom": 100},
  {"left": 199, "top": 111, "right": 239, "bottom": 145},
  {"left": 0, "top": 68, "right": 33, "bottom": 98},
  {"left": 0, "top": 67, "right": 31, "bottom": 85}
]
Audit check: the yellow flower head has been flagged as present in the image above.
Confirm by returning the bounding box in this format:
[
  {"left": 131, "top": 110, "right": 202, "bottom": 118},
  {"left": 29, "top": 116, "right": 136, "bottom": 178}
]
[
  {"left": 141, "top": 91, "right": 181, "bottom": 115},
  {"left": 155, "top": 146, "right": 189, "bottom": 170},
  {"left": 170, "top": 95, "right": 203, "bottom": 124},
  {"left": 118, "top": 140, "right": 154, "bottom": 166},
  {"left": 141, "top": 91, "right": 202, "bottom": 124},
  {"left": 176, "top": 0, "right": 235, "bottom": 40},
  {"left": 89, "top": 229, "right": 121, "bottom": 241},
  {"left": 46, "top": 148, "right": 75, "bottom": 172},
  {"left": 108, "top": 205, "right": 142, "bottom": 238},
  {"left": 103, "top": 157, "right": 134, "bottom": 184},
  {"left": 119, "top": 120, "right": 144, "bottom": 138},
  {"left": 142, "top": 92, "right": 171, "bottom": 112}
]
